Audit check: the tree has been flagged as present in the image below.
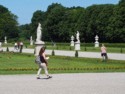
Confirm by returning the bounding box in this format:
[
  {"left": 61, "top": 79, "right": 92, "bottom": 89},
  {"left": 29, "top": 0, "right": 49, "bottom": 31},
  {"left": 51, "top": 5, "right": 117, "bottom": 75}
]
[
  {"left": 85, "top": 5, "right": 105, "bottom": 42},
  {"left": 44, "top": 3, "right": 66, "bottom": 42},
  {"left": 0, "top": 5, "right": 19, "bottom": 41},
  {"left": 29, "top": 1, "right": 125, "bottom": 43},
  {"left": 31, "top": 10, "right": 46, "bottom": 39},
  {"left": 97, "top": 4, "right": 114, "bottom": 42},
  {"left": 19, "top": 24, "right": 31, "bottom": 41},
  {"left": 64, "top": 7, "right": 85, "bottom": 42},
  {"left": 107, "top": 0, "right": 125, "bottom": 42}
]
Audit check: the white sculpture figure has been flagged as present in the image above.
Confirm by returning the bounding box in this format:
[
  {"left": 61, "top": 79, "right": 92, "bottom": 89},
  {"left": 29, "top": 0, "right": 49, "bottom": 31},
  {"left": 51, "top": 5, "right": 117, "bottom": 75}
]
[
  {"left": 76, "top": 31, "right": 80, "bottom": 42},
  {"left": 36, "top": 23, "right": 42, "bottom": 42},
  {"left": 30, "top": 36, "right": 32, "bottom": 40},
  {"left": 30, "top": 36, "right": 33, "bottom": 45},
  {"left": 75, "top": 31, "right": 80, "bottom": 50},
  {"left": 95, "top": 35, "right": 99, "bottom": 47},
  {"left": 4, "top": 36, "right": 7, "bottom": 44}
]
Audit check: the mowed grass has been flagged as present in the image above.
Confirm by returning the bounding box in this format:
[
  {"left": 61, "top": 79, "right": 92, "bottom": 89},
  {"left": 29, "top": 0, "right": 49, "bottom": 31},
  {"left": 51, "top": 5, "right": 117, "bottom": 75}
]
[
  {"left": 46, "top": 45, "right": 125, "bottom": 53},
  {"left": 0, "top": 52, "right": 125, "bottom": 74}
]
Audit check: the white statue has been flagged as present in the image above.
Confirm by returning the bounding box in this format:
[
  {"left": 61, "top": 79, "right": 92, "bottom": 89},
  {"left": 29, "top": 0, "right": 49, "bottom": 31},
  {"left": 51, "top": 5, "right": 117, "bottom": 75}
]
[
  {"left": 0, "top": 42, "right": 2, "bottom": 48},
  {"left": 75, "top": 31, "right": 80, "bottom": 50},
  {"left": 35, "top": 23, "right": 45, "bottom": 56},
  {"left": 76, "top": 31, "right": 80, "bottom": 42},
  {"left": 36, "top": 23, "right": 42, "bottom": 42},
  {"left": 30, "top": 36, "right": 32, "bottom": 41},
  {"left": 30, "top": 36, "right": 33, "bottom": 45}
]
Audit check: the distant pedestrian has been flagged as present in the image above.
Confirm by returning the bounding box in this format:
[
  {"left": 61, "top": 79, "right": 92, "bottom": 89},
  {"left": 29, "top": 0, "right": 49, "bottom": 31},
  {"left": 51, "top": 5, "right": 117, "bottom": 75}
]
[
  {"left": 36, "top": 47, "right": 52, "bottom": 79},
  {"left": 20, "top": 42, "right": 23, "bottom": 53},
  {"left": 14, "top": 42, "right": 18, "bottom": 50},
  {"left": 17, "top": 42, "right": 20, "bottom": 49},
  {"left": 101, "top": 44, "right": 108, "bottom": 62}
]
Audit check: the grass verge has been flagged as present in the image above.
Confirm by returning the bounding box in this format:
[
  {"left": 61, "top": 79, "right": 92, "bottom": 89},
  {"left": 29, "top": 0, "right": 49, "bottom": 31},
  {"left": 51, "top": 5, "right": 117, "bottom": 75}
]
[{"left": 0, "top": 52, "right": 125, "bottom": 74}]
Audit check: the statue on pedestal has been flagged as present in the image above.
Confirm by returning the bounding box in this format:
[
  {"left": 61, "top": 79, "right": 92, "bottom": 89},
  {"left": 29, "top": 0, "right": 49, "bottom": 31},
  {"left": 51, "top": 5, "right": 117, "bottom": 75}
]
[
  {"left": 35, "top": 23, "right": 45, "bottom": 56},
  {"left": 36, "top": 23, "right": 42, "bottom": 42}
]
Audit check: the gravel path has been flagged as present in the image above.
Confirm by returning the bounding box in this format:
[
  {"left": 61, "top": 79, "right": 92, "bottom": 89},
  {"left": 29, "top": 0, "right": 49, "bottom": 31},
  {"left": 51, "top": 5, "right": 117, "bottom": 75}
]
[
  {"left": 0, "top": 73, "right": 125, "bottom": 94},
  {"left": 2, "top": 47, "right": 125, "bottom": 60}
]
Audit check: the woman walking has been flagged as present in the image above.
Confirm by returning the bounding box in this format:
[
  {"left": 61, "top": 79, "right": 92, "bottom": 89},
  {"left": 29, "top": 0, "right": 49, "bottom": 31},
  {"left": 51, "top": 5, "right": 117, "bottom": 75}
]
[{"left": 37, "top": 47, "right": 52, "bottom": 79}]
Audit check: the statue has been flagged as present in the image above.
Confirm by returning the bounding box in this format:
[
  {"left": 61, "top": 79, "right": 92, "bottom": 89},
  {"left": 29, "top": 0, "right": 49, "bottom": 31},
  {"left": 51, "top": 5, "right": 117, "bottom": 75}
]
[
  {"left": 75, "top": 31, "right": 80, "bottom": 50},
  {"left": 30, "top": 36, "right": 32, "bottom": 41},
  {"left": 35, "top": 23, "right": 45, "bottom": 56},
  {"left": 30, "top": 36, "right": 33, "bottom": 45},
  {"left": 76, "top": 31, "right": 80, "bottom": 42},
  {"left": 36, "top": 23, "right": 42, "bottom": 42}
]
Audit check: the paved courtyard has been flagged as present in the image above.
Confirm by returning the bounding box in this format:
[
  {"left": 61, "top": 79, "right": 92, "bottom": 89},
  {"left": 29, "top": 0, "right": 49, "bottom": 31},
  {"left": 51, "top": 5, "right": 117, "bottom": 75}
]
[{"left": 0, "top": 73, "right": 125, "bottom": 94}]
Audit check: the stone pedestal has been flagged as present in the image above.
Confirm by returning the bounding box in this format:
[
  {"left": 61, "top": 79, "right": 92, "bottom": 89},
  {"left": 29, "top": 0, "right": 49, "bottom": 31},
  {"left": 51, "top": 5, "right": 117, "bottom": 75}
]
[
  {"left": 70, "top": 35, "right": 74, "bottom": 47},
  {"left": 95, "top": 35, "right": 99, "bottom": 47},
  {"left": 30, "top": 41, "right": 33, "bottom": 45},
  {"left": 30, "top": 36, "right": 33, "bottom": 45},
  {"left": 4, "top": 40, "right": 7, "bottom": 44},
  {"left": 0, "top": 42, "right": 3, "bottom": 51},
  {"left": 75, "top": 42, "right": 80, "bottom": 50},
  {"left": 70, "top": 41, "right": 74, "bottom": 46},
  {"left": 95, "top": 41, "right": 99, "bottom": 47},
  {"left": 35, "top": 41, "right": 45, "bottom": 56},
  {"left": 4, "top": 36, "right": 7, "bottom": 44}
]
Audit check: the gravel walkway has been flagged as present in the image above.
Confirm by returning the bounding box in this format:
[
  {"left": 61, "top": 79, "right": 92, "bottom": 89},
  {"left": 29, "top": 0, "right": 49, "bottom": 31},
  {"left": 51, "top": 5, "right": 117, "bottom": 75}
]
[
  {"left": 2, "top": 47, "right": 125, "bottom": 60},
  {"left": 0, "top": 73, "right": 125, "bottom": 94}
]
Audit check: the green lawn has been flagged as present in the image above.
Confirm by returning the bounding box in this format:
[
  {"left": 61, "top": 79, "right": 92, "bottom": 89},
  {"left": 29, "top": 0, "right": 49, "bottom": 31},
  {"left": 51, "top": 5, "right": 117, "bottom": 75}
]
[
  {"left": 48, "top": 46, "right": 125, "bottom": 53},
  {"left": 0, "top": 52, "right": 125, "bottom": 74}
]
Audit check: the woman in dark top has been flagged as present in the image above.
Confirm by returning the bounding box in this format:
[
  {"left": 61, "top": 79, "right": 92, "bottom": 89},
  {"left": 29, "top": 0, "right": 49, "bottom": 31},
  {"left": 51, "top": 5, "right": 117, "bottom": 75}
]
[{"left": 37, "top": 47, "right": 52, "bottom": 79}]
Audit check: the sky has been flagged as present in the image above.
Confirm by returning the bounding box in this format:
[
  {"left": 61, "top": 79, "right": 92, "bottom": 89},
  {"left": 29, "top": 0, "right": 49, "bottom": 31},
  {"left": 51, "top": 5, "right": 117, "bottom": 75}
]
[{"left": 0, "top": 0, "right": 119, "bottom": 25}]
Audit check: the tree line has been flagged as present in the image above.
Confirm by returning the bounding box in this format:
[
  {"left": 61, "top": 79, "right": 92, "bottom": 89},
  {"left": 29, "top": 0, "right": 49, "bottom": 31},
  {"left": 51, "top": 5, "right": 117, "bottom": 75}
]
[
  {"left": 0, "top": 0, "right": 125, "bottom": 43},
  {"left": 0, "top": 5, "right": 19, "bottom": 42}
]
